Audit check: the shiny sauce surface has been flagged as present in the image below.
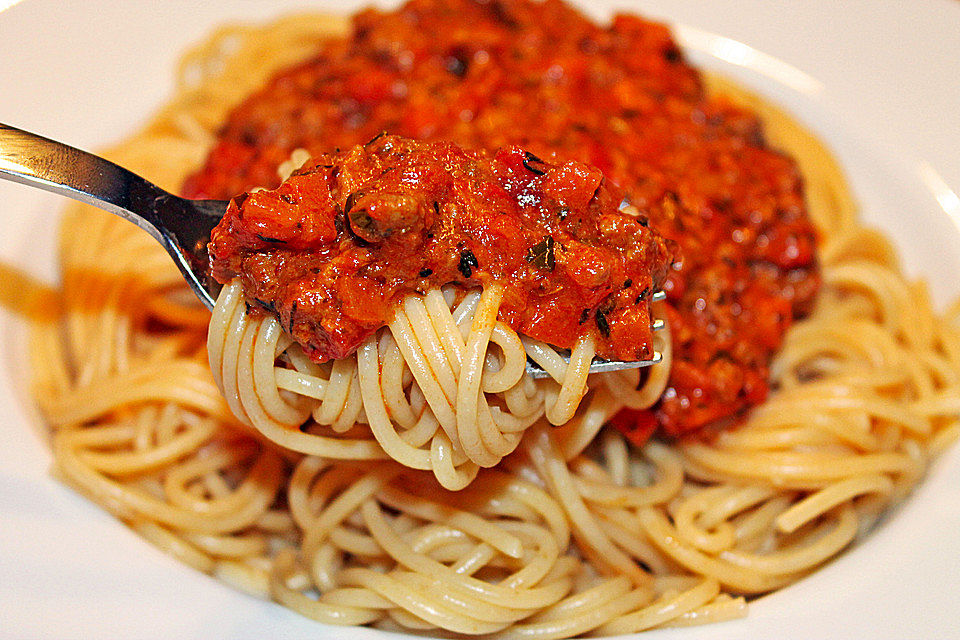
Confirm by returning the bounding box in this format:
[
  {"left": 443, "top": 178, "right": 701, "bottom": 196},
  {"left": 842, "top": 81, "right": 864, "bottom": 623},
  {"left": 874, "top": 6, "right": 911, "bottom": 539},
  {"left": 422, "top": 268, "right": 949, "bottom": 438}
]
[
  {"left": 209, "top": 135, "right": 675, "bottom": 362},
  {"left": 186, "top": 0, "right": 821, "bottom": 438}
]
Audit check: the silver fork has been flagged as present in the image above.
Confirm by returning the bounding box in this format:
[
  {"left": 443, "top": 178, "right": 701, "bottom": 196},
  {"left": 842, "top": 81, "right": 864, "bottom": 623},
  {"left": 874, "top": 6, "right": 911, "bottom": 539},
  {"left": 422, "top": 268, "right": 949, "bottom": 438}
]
[
  {"left": 0, "top": 122, "right": 665, "bottom": 377},
  {"left": 0, "top": 123, "right": 223, "bottom": 309}
]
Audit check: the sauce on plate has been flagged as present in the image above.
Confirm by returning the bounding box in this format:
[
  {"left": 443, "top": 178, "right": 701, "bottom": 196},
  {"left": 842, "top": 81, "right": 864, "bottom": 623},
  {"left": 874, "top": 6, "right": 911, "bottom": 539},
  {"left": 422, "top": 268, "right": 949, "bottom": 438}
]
[{"left": 186, "top": 0, "right": 821, "bottom": 438}]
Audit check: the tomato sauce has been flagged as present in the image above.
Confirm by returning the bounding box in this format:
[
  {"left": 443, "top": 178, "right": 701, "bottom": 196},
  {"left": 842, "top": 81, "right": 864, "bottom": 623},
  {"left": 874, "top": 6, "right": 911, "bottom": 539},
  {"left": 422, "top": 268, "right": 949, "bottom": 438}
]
[
  {"left": 185, "top": 0, "right": 821, "bottom": 439},
  {"left": 209, "top": 135, "right": 675, "bottom": 362}
]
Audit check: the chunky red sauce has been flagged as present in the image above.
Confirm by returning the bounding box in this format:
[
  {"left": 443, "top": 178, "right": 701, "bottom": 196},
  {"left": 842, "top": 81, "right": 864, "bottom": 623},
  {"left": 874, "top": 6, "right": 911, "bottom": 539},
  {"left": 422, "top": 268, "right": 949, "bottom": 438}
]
[
  {"left": 209, "top": 135, "right": 674, "bottom": 362},
  {"left": 185, "top": 0, "right": 821, "bottom": 439}
]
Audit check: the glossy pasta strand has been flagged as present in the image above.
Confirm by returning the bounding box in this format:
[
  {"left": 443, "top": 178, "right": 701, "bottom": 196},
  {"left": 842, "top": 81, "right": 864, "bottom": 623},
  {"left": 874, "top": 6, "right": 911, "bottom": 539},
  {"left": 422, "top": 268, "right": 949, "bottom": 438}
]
[{"left": 22, "top": 9, "right": 960, "bottom": 640}]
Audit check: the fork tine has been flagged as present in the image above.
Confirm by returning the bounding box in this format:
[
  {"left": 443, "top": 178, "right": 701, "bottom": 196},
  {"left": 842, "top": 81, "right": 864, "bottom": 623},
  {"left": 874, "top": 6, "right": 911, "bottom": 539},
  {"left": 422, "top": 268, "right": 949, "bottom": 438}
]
[
  {"left": 526, "top": 351, "right": 662, "bottom": 379},
  {"left": 525, "top": 291, "right": 667, "bottom": 379}
]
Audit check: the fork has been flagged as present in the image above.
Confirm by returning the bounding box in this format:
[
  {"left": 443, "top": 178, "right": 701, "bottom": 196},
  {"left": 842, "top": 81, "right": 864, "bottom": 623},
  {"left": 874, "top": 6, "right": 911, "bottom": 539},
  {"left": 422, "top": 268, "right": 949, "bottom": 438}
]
[
  {"left": 0, "top": 123, "right": 223, "bottom": 309},
  {"left": 0, "top": 122, "right": 664, "bottom": 377}
]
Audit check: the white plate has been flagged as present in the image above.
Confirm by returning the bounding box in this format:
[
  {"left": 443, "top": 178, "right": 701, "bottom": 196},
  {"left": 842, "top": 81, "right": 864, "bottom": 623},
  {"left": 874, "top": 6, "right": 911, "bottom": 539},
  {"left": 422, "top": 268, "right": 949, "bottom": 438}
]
[{"left": 1, "top": 1, "right": 959, "bottom": 638}]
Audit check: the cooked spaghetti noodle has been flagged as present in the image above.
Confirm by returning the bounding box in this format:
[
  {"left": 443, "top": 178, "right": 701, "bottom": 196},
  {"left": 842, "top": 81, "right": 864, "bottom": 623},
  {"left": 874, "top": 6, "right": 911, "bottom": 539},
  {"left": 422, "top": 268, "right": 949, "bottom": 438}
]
[
  {"left": 24, "top": 8, "right": 960, "bottom": 639},
  {"left": 208, "top": 275, "right": 661, "bottom": 489}
]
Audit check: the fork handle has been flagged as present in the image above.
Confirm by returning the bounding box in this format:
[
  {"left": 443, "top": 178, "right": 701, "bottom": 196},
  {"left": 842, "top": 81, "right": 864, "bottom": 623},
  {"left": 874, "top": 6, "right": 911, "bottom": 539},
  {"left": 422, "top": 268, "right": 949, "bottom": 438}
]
[
  {"left": 0, "top": 122, "right": 223, "bottom": 308},
  {"left": 0, "top": 122, "right": 172, "bottom": 243}
]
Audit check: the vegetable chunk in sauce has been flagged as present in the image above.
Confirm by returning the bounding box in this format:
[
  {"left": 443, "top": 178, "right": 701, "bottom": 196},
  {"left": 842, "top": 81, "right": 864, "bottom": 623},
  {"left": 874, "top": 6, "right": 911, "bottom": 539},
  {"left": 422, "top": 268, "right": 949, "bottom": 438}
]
[{"left": 209, "top": 135, "right": 676, "bottom": 363}]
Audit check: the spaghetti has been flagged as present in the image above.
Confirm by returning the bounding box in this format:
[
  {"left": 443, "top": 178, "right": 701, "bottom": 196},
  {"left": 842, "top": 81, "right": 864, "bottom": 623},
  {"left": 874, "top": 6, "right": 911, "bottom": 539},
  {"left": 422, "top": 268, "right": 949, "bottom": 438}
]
[
  {"left": 206, "top": 132, "right": 674, "bottom": 489},
  {"left": 208, "top": 275, "right": 663, "bottom": 489},
  {"left": 24, "top": 5, "right": 960, "bottom": 639}
]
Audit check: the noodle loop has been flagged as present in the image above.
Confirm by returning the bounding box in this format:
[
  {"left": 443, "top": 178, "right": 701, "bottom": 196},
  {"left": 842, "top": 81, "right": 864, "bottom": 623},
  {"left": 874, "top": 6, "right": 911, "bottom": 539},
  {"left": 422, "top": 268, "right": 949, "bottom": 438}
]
[
  {"left": 208, "top": 280, "right": 660, "bottom": 489},
  {"left": 22, "top": 9, "right": 960, "bottom": 639}
]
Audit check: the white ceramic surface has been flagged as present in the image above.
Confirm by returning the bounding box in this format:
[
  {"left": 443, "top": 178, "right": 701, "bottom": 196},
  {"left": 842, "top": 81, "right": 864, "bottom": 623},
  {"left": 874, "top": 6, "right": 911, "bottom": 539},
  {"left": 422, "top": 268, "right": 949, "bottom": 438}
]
[{"left": 1, "top": 1, "right": 958, "bottom": 639}]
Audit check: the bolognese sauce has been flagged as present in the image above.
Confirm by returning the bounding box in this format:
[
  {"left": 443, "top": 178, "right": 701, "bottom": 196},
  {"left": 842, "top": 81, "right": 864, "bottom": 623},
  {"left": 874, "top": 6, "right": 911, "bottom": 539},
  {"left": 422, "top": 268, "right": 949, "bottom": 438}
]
[
  {"left": 208, "top": 135, "right": 675, "bottom": 363},
  {"left": 185, "top": 0, "right": 821, "bottom": 439}
]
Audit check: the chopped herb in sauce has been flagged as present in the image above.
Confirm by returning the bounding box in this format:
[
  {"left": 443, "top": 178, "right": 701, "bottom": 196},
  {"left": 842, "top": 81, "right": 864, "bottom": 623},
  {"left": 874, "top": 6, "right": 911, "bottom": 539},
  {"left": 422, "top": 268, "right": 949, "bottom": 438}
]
[
  {"left": 595, "top": 309, "right": 610, "bottom": 337},
  {"left": 521, "top": 150, "right": 547, "bottom": 175},
  {"left": 525, "top": 236, "right": 555, "bottom": 270},
  {"left": 458, "top": 248, "right": 479, "bottom": 278}
]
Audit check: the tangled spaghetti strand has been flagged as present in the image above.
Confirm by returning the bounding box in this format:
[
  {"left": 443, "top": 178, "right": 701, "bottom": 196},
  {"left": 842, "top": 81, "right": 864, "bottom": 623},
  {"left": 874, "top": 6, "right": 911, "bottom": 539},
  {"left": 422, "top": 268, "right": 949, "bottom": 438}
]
[{"left": 20, "top": 10, "right": 960, "bottom": 639}]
